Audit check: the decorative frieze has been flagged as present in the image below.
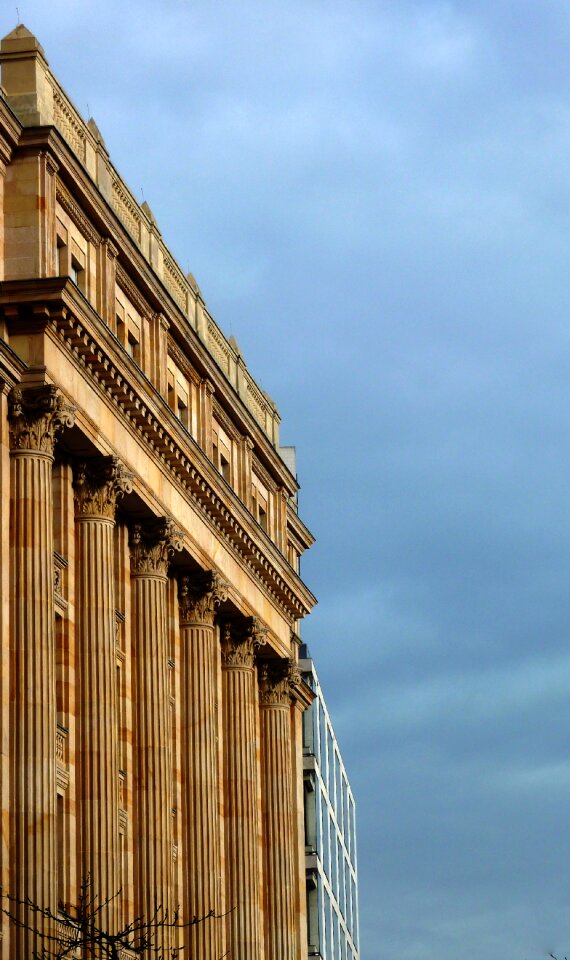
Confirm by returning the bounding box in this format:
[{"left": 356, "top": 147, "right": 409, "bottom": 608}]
[
  {"left": 221, "top": 617, "right": 267, "bottom": 669},
  {"left": 8, "top": 385, "right": 75, "bottom": 456},
  {"left": 73, "top": 456, "right": 132, "bottom": 520},
  {"left": 129, "top": 517, "right": 183, "bottom": 577},
  {"left": 178, "top": 570, "right": 228, "bottom": 626},
  {"left": 48, "top": 307, "right": 312, "bottom": 620}
]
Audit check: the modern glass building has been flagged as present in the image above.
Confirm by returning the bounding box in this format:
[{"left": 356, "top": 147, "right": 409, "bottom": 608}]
[{"left": 300, "top": 645, "right": 360, "bottom": 960}]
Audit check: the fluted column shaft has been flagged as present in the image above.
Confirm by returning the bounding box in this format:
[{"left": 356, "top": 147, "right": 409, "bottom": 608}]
[
  {"left": 222, "top": 619, "right": 266, "bottom": 960},
  {"left": 74, "top": 457, "right": 131, "bottom": 932},
  {"left": 130, "top": 518, "right": 182, "bottom": 953},
  {"left": 259, "top": 660, "right": 299, "bottom": 960},
  {"left": 179, "top": 572, "right": 228, "bottom": 960},
  {"left": 8, "top": 385, "right": 74, "bottom": 959}
]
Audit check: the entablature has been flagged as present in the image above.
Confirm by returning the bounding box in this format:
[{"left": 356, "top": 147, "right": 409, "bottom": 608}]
[
  {"left": 8, "top": 124, "right": 297, "bottom": 496},
  {"left": 0, "top": 277, "right": 316, "bottom": 623}
]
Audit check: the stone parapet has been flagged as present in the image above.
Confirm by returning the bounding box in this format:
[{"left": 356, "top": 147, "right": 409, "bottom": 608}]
[{"left": 0, "top": 24, "right": 281, "bottom": 445}]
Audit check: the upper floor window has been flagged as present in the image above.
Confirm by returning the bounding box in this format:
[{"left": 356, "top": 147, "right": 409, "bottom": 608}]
[
  {"left": 56, "top": 216, "right": 88, "bottom": 297},
  {"left": 167, "top": 356, "right": 190, "bottom": 430},
  {"left": 212, "top": 419, "right": 233, "bottom": 484},
  {"left": 251, "top": 471, "right": 269, "bottom": 532},
  {"left": 115, "top": 291, "right": 146, "bottom": 371}
]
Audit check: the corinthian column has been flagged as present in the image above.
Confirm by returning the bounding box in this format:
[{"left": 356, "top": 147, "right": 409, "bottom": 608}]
[
  {"left": 258, "top": 659, "right": 300, "bottom": 960},
  {"left": 8, "top": 385, "right": 74, "bottom": 959},
  {"left": 178, "top": 571, "right": 228, "bottom": 959},
  {"left": 74, "top": 456, "right": 132, "bottom": 930},
  {"left": 221, "top": 618, "right": 267, "bottom": 960},
  {"left": 129, "top": 518, "right": 182, "bottom": 951}
]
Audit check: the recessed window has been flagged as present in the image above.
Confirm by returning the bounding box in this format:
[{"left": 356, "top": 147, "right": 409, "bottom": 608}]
[
  {"left": 70, "top": 255, "right": 86, "bottom": 293},
  {"left": 56, "top": 239, "right": 65, "bottom": 277},
  {"left": 252, "top": 472, "right": 270, "bottom": 532},
  {"left": 220, "top": 451, "right": 230, "bottom": 483},
  {"left": 212, "top": 419, "right": 233, "bottom": 485},
  {"left": 177, "top": 396, "right": 189, "bottom": 429},
  {"left": 127, "top": 330, "right": 140, "bottom": 364}
]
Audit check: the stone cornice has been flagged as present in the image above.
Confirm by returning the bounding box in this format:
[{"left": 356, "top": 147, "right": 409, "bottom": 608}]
[
  {"left": 56, "top": 179, "right": 100, "bottom": 245},
  {"left": 0, "top": 279, "right": 316, "bottom": 620},
  {"left": 221, "top": 617, "right": 268, "bottom": 669},
  {"left": 258, "top": 657, "right": 301, "bottom": 708},
  {"left": 73, "top": 455, "right": 133, "bottom": 520},
  {"left": 167, "top": 334, "right": 201, "bottom": 385},
  {"left": 129, "top": 517, "right": 183, "bottom": 577},
  {"left": 212, "top": 395, "right": 242, "bottom": 443},
  {"left": 287, "top": 503, "right": 315, "bottom": 553},
  {"left": 8, "top": 384, "right": 75, "bottom": 456},
  {"left": 116, "top": 261, "right": 153, "bottom": 320},
  {"left": 252, "top": 452, "right": 277, "bottom": 494},
  {"left": 178, "top": 570, "right": 229, "bottom": 627},
  {"left": 11, "top": 128, "right": 299, "bottom": 492}
]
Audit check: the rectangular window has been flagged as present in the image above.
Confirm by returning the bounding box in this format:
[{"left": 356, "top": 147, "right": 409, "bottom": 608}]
[
  {"left": 251, "top": 472, "right": 270, "bottom": 532},
  {"left": 167, "top": 356, "right": 192, "bottom": 430},
  {"left": 70, "top": 255, "right": 86, "bottom": 293},
  {"left": 115, "top": 288, "right": 148, "bottom": 372},
  {"left": 127, "top": 329, "right": 140, "bottom": 364},
  {"left": 212, "top": 420, "right": 233, "bottom": 482}
]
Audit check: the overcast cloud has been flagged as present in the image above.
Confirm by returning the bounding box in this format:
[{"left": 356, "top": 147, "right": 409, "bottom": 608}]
[{"left": 5, "top": 2, "right": 570, "bottom": 957}]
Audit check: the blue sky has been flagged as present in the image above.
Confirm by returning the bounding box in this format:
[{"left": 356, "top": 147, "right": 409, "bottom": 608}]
[{"left": 5, "top": 2, "right": 570, "bottom": 957}]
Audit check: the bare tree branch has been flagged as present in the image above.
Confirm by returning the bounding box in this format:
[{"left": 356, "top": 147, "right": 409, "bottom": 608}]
[{"left": 1, "top": 878, "right": 227, "bottom": 960}]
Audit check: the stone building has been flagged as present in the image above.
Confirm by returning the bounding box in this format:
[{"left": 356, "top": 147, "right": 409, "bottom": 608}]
[{"left": 0, "top": 24, "right": 317, "bottom": 960}]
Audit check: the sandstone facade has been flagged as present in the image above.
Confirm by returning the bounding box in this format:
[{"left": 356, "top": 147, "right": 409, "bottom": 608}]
[{"left": 0, "top": 24, "right": 316, "bottom": 959}]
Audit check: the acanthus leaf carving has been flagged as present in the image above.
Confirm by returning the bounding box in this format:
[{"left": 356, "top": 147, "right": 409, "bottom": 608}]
[
  {"left": 178, "top": 570, "right": 229, "bottom": 626},
  {"left": 129, "top": 516, "right": 183, "bottom": 577},
  {"left": 258, "top": 657, "right": 301, "bottom": 707},
  {"left": 8, "top": 385, "right": 75, "bottom": 455},
  {"left": 74, "top": 456, "right": 133, "bottom": 520},
  {"left": 221, "top": 616, "right": 267, "bottom": 669}
]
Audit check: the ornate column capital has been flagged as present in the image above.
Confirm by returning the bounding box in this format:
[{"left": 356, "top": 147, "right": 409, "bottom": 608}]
[
  {"left": 221, "top": 617, "right": 267, "bottom": 669},
  {"left": 178, "top": 570, "right": 229, "bottom": 627},
  {"left": 258, "top": 658, "right": 301, "bottom": 708},
  {"left": 129, "top": 517, "right": 183, "bottom": 578},
  {"left": 8, "top": 385, "right": 75, "bottom": 456},
  {"left": 73, "top": 456, "right": 133, "bottom": 520}
]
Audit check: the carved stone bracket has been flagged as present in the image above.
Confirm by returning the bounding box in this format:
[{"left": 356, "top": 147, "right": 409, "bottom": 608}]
[
  {"left": 178, "top": 570, "right": 229, "bottom": 627},
  {"left": 74, "top": 456, "right": 133, "bottom": 520},
  {"left": 221, "top": 616, "right": 267, "bottom": 669},
  {"left": 129, "top": 516, "right": 183, "bottom": 577},
  {"left": 8, "top": 385, "right": 75, "bottom": 456},
  {"left": 258, "top": 658, "right": 301, "bottom": 707}
]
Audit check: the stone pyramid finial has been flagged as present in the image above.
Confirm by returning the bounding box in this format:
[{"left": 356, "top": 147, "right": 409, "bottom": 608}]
[
  {"left": 1, "top": 24, "right": 47, "bottom": 59},
  {"left": 141, "top": 200, "right": 156, "bottom": 225},
  {"left": 87, "top": 117, "right": 108, "bottom": 152},
  {"left": 187, "top": 272, "right": 202, "bottom": 297}
]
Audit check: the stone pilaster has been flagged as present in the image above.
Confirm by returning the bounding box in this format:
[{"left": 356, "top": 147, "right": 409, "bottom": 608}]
[
  {"left": 74, "top": 456, "right": 132, "bottom": 931},
  {"left": 8, "top": 385, "right": 74, "bottom": 959},
  {"left": 129, "top": 517, "right": 182, "bottom": 952},
  {"left": 221, "top": 617, "right": 267, "bottom": 960},
  {"left": 258, "top": 659, "right": 301, "bottom": 960},
  {"left": 178, "top": 571, "right": 228, "bottom": 960}
]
